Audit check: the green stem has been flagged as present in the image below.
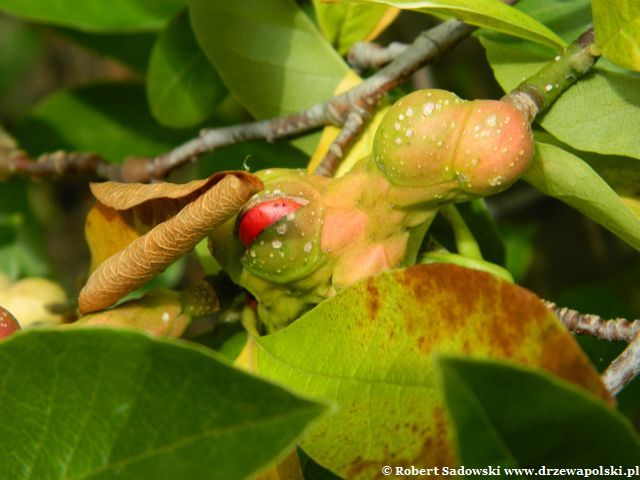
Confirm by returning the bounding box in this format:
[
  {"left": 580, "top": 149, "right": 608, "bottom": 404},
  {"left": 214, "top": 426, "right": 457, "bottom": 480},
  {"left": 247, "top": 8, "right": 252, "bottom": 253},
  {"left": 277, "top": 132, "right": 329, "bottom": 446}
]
[
  {"left": 439, "top": 204, "right": 483, "bottom": 260},
  {"left": 503, "top": 27, "right": 598, "bottom": 123},
  {"left": 419, "top": 251, "right": 514, "bottom": 283}
]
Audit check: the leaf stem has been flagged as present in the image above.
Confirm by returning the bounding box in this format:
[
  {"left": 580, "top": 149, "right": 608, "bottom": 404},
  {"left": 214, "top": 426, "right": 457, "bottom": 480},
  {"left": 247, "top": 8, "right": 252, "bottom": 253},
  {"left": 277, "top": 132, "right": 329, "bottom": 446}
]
[
  {"left": 419, "top": 251, "right": 514, "bottom": 283},
  {"left": 439, "top": 205, "right": 484, "bottom": 260}
]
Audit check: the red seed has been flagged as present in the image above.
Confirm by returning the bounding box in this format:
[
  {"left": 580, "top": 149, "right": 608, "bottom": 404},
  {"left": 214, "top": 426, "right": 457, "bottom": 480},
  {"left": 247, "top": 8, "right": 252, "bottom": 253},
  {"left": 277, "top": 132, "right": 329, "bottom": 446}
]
[
  {"left": 0, "top": 306, "right": 21, "bottom": 339},
  {"left": 238, "top": 198, "right": 303, "bottom": 247}
]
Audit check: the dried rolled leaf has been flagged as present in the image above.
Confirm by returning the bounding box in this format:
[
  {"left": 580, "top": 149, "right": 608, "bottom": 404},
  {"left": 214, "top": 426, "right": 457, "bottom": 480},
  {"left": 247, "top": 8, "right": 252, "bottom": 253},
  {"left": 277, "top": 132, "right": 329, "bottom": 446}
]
[
  {"left": 79, "top": 173, "right": 263, "bottom": 314},
  {"left": 91, "top": 174, "right": 224, "bottom": 210},
  {"left": 92, "top": 172, "right": 242, "bottom": 231},
  {"left": 86, "top": 172, "right": 251, "bottom": 272}
]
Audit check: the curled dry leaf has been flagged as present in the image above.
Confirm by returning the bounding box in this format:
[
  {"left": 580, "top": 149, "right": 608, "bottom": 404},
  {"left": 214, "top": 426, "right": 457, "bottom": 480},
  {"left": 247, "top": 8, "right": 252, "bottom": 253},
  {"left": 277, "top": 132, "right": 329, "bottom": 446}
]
[{"left": 79, "top": 172, "right": 263, "bottom": 314}]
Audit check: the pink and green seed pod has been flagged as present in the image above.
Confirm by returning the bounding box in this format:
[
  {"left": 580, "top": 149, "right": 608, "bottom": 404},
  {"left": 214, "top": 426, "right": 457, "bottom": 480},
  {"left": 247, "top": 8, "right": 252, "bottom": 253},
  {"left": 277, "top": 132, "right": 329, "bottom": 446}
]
[{"left": 373, "top": 89, "right": 534, "bottom": 196}]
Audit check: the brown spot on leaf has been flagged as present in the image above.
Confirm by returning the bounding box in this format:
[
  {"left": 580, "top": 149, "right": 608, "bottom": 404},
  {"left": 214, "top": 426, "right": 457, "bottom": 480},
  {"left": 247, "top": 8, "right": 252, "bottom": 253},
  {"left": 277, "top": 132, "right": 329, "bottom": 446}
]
[
  {"left": 402, "top": 406, "right": 457, "bottom": 469},
  {"left": 366, "top": 278, "right": 381, "bottom": 319}
]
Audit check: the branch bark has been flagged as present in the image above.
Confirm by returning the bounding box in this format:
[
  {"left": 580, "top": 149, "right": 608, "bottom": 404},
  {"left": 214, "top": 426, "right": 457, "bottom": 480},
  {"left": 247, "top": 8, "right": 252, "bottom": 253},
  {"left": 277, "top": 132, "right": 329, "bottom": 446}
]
[
  {"left": 544, "top": 300, "right": 640, "bottom": 343},
  {"left": 601, "top": 333, "right": 640, "bottom": 396}
]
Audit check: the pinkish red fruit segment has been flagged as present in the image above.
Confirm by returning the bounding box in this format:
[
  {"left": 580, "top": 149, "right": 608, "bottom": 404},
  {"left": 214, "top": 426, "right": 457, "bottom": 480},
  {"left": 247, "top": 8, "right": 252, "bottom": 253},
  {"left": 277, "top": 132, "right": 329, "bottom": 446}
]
[
  {"left": 238, "top": 198, "right": 304, "bottom": 248},
  {"left": 0, "top": 306, "right": 21, "bottom": 339}
]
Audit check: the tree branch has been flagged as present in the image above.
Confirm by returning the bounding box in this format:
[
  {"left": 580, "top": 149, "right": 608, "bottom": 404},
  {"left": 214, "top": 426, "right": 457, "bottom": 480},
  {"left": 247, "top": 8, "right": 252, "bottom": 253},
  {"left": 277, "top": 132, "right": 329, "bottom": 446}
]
[
  {"left": 601, "top": 333, "right": 640, "bottom": 396},
  {"left": 544, "top": 300, "right": 640, "bottom": 343},
  {"left": 348, "top": 41, "right": 409, "bottom": 70},
  {"left": 0, "top": 20, "right": 476, "bottom": 182}
]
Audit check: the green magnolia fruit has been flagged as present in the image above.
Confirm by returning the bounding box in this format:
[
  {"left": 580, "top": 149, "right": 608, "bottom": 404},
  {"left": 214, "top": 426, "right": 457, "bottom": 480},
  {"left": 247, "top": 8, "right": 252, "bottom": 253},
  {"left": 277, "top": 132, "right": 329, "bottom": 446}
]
[
  {"left": 210, "top": 90, "right": 534, "bottom": 331},
  {"left": 373, "top": 89, "right": 533, "bottom": 195}
]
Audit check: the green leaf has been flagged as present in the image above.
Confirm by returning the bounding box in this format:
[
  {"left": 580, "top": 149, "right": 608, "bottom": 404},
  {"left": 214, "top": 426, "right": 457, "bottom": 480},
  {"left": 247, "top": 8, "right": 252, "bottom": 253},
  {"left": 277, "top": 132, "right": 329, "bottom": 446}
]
[
  {"left": 593, "top": 0, "right": 640, "bottom": 71},
  {"left": 457, "top": 199, "right": 505, "bottom": 265},
  {"left": 0, "top": 180, "right": 50, "bottom": 279},
  {"left": 506, "top": 0, "right": 592, "bottom": 44},
  {"left": 439, "top": 356, "right": 640, "bottom": 467},
  {"left": 524, "top": 142, "right": 640, "bottom": 252},
  {"left": 0, "top": 19, "right": 43, "bottom": 97},
  {"left": 585, "top": 154, "right": 640, "bottom": 220},
  {"left": 188, "top": 0, "right": 351, "bottom": 154},
  {"left": 340, "top": 0, "right": 565, "bottom": 49},
  {"left": 0, "top": 328, "right": 325, "bottom": 480},
  {"left": 147, "top": 11, "right": 227, "bottom": 128},
  {"left": 312, "top": 1, "right": 397, "bottom": 54},
  {"left": 56, "top": 29, "right": 155, "bottom": 74},
  {"left": 481, "top": 39, "right": 640, "bottom": 160},
  {"left": 0, "top": 0, "right": 184, "bottom": 32},
  {"left": 15, "top": 83, "right": 193, "bottom": 162},
  {"left": 255, "top": 264, "right": 607, "bottom": 478}
]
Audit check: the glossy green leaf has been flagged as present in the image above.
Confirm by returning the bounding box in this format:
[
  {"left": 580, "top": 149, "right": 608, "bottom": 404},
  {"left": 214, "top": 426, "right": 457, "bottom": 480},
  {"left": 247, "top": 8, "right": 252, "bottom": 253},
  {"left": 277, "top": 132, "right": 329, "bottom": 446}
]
[
  {"left": 188, "top": 0, "right": 350, "bottom": 154},
  {"left": 256, "top": 264, "right": 608, "bottom": 478},
  {"left": 0, "top": 328, "right": 325, "bottom": 480},
  {"left": 480, "top": 0, "right": 640, "bottom": 160},
  {"left": 0, "top": 0, "right": 184, "bottom": 32},
  {"left": 15, "top": 83, "right": 193, "bottom": 163},
  {"left": 593, "top": 0, "right": 640, "bottom": 71},
  {"left": 340, "top": 0, "right": 564, "bottom": 48},
  {"left": 585, "top": 154, "right": 640, "bottom": 219},
  {"left": 506, "top": 0, "right": 592, "bottom": 44},
  {"left": 312, "top": 1, "right": 397, "bottom": 54},
  {"left": 439, "top": 356, "right": 640, "bottom": 467},
  {"left": 147, "top": 11, "right": 227, "bottom": 128},
  {"left": 524, "top": 142, "right": 640, "bottom": 252}
]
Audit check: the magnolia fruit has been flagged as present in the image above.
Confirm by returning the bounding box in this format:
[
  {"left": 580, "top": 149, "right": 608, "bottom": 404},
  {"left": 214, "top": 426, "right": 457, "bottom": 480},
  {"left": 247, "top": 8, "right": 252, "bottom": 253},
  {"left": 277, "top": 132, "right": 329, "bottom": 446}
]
[
  {"left": 210, "top": 90, "right": 534, "bottom": 331},
  {"left": 373, "top": 89, "right": 533, "bottom": 196},
  {"left": 0, "top": 306, "right": 20, "bottom": 338}
]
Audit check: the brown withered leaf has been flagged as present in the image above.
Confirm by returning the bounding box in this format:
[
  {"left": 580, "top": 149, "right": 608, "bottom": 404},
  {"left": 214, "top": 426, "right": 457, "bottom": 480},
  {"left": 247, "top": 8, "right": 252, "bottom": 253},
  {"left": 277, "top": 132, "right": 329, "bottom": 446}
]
[
  {"left": 73, "top": 289, "right": 190, "bottom": 337},
  {"left": 85, "top": 172, "right": 251, "bottom": 271},
  {"left": 79, "top": 172, "right": 263, "bottom": 314}
]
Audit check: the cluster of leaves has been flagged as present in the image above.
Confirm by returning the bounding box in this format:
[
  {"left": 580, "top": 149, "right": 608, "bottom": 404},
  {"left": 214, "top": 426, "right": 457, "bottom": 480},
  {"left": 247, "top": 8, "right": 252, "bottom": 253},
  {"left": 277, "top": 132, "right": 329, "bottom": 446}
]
[{"left": 0, "top": 0, "right": 639, "bottom": 479}]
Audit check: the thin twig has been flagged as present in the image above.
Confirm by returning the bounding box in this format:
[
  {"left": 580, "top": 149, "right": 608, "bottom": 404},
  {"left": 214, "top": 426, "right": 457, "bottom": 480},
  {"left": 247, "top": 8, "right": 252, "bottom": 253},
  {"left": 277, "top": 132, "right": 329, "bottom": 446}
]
[
  {"left": 348, "top": 41, "right": 409, "bottom": 70},
  {"left": 0, "top": 148, "right": 110, "bottom": 179},
  {"left": 544, "top": 300, "right": 640, "bottom": 343},
  {"left": 601, "top": 333, "right": 640, "bottom": 396},
  {"left": 314, "top": 110, "right": 371, "bottom": 177}
]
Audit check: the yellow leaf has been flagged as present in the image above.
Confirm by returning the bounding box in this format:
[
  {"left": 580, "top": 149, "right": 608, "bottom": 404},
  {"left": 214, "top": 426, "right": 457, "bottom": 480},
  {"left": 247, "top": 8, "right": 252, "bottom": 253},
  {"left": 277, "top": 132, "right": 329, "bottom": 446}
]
[
  {"left": 85, "top": 202, "right": 141, "bottom": 273},
  {"left": 365, "top": 7, "right": 400, "bottom": 42}
]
